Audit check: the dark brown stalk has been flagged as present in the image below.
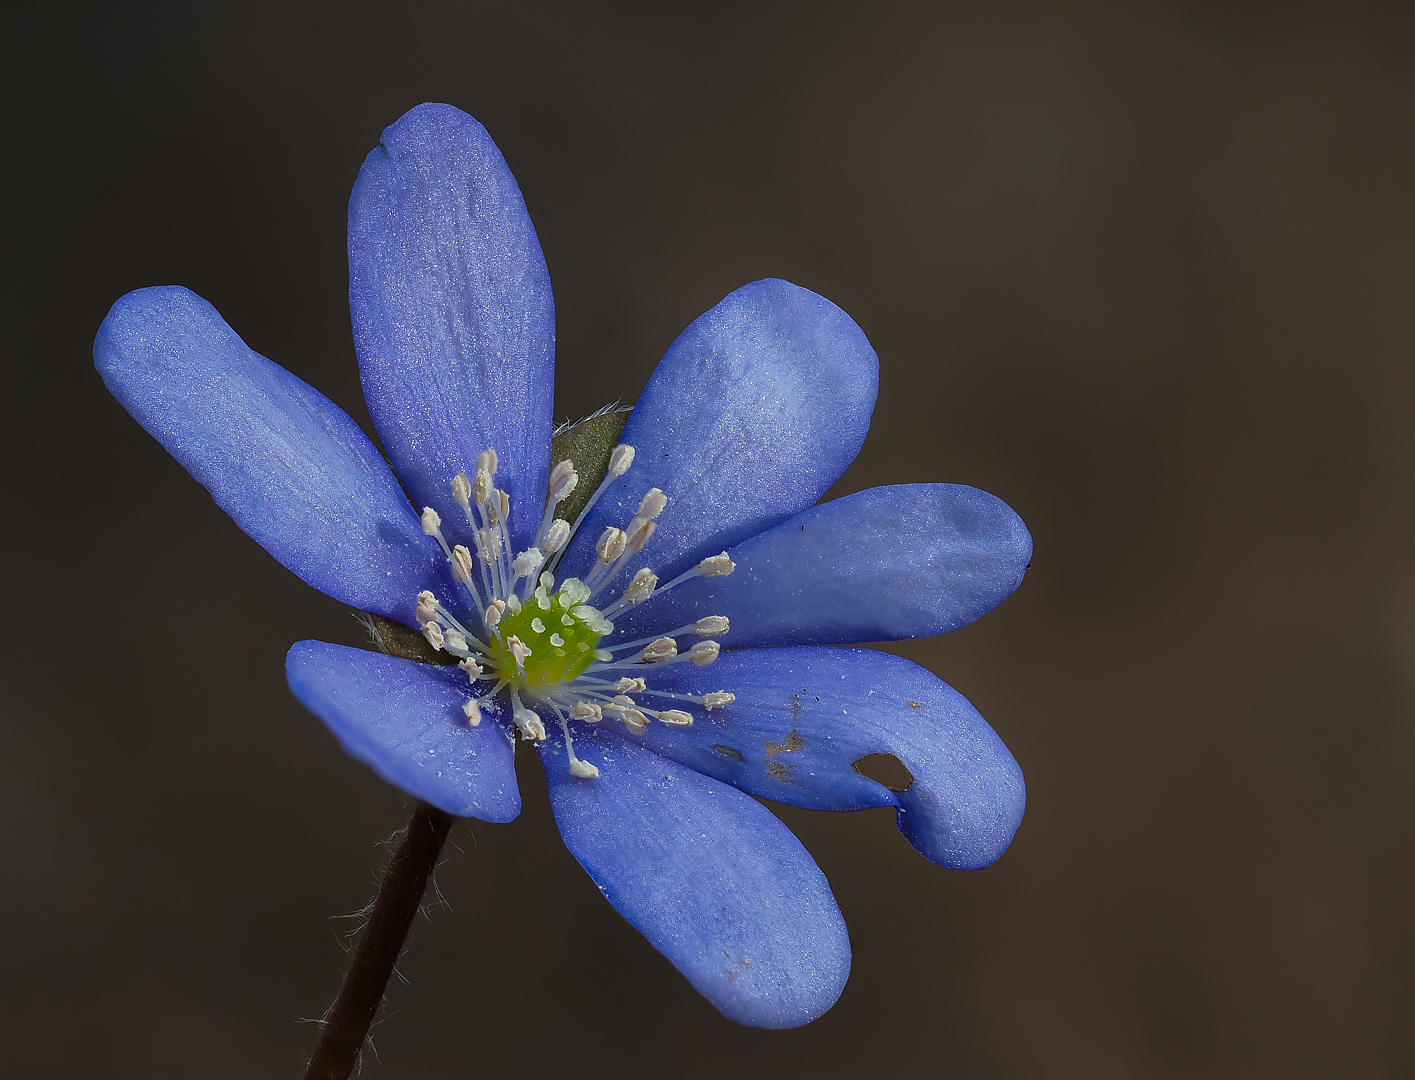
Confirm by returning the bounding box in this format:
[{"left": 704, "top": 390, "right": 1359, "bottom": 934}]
[{"left": 304, "top": 805, "right": 453, "bottom": 1080}]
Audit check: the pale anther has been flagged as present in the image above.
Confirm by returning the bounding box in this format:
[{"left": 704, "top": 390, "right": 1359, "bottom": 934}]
[
  {"left": 477, "top": 448, "right": 499, "bottom": 476},
  {"left": 571, "top": 702, "right": 602, "bottom": 721},
  {"left": 451, "top": 544, "right": 475, "bottom": 583},
  {"left": 596, "top": 527, "right": 626, "bottom": 563},
  {"left": 444, "top": 630, "right": 469, "bottom": 653},
  {"left": 462, "top": 699, "right": 482, "bottom": 726},
  {"left": 531, "top": 618, "right": 546, "bottom": 634},
  {"left": 636, "top": 487, "right": 667, "bottom": 520},
  {"left": 569, "top": 758, "right": 600, "bottom": 779},
  {"left": 485, "top": 599, "right": 506, "bottom": 627},
  {"left": 621, "top": 709, "right": 649, "bottom": 734},
  {"left": 687, "top": 640, "right": 720, "bottom": 666},
  {"left": 507, "top": 636, "right": 532, "bottom": 668},
  {"left": 421, "top": 622, "right": 445, "bottom": 650},
  {"left": 607, "top": 443, "right": 636, "bottom": 477},
  {"left": 459, "top": 657, "right": 483, "bottom": 677},
  {"left": 485, "top": 490, "right": 509, "bottom": 525},
  {"left": 641, "top": 637, "right": 678, "bottom": 663},
  {"left": 542, "top": 518, "right": 571, "bottom": 554},
  {"left": 513, "top": 699, "right": 546, "bottom": 740},
  {"left": 415, "top": 591, "right": 438, "bottom": 624},
  {"left": 548, "top": 459, "right": 579, "bottom": 502},
  {"left": 625, "top": 517, "right": 656, "bottom": 553},
  {"left": 615, "top": 677, "right": 647, "bottom": 693},
  {"left": 698, "top": 552, "right": 735, "bottom": 576},
  {"left": 702, "top": 691, "right": 735, "bottom": 709},
  {"left": 657, "top": 709, "right": 693, "bottom": 727},
  {"left": 420, "top": 507, "right": 442, "bottom": 535},
  {"left": 450, "top": 472, "right": 472, "bottom": 508},
  {"left": 693, "top": 616, "right": 730, "bottom": 636},
  {"left": 622, "top": 567, "right": 657, "bottom": 604},
  {"left": 550, "top": 633, "right": 564, "bottom": 647},
  {"left": 473, "top": 468, "right": 492, "bottom": 506}
]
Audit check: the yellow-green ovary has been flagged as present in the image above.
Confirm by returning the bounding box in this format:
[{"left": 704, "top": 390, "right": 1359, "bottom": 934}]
[{"left": 494, "top": 591, "right": 602, "bottom": 687}]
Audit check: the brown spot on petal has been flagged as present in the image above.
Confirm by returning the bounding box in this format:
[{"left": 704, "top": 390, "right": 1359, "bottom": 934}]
[{"left": 763, "top": 728, "right": 804, "bottom": 782}]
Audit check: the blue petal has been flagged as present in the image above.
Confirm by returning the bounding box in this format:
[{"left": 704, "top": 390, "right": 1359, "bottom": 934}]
[
  {"left": 95, "top": 286, "right": 442, "bottom": 622},
  {"left": 613, "top": 483, "right": 1031, "bottom": 646},
  {"left": 349, "top": 103, "right": 555, "bottom": 552},
  {"left": 286, "top": 641, "right": 519, "bottom": 822},
  {"left": 624, "top": 647, "right": 1024, "bottom": 870},
  {"left": 537, "top": 724, "right": 850, "bottom": 1027},
  {"left": 562, "top": 279, "right": 878, "bottom": 582}
]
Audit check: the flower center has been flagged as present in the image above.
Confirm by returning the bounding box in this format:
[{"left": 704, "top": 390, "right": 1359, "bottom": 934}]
[
  {"left": 410, "top": 442, "right": 739, "bottom": 779},
  {"left": 491, "top": 579, "right": 603, "bottom": 688}
]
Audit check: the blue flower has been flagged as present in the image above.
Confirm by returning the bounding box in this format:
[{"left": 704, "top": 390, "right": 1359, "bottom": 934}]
[{"left": 94, "top": 102, "right": 1030, "bottom": 1029}]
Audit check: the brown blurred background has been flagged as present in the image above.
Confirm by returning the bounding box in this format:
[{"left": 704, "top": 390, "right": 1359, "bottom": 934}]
[{"left": 4, "top": 1, "right": 1413, "bottom": 1076}]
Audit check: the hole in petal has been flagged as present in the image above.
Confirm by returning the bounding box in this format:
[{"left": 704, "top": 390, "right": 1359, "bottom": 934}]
[
  {"left": 853, "top": 753, "right": 914, "bottom": 792},
  {"left": 711, "top": 744, "right": 744, "bottom": 762}
]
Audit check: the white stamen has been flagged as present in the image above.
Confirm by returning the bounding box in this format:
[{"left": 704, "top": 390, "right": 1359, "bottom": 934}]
[
  {"left": 420, "top": 507, "right": 442, "bottom": 535},
  {"left": 477, "top": 448, "right": 499, "bottom": 476},
  {"left": 415, "top": 591, "right": 438, "bottom": 625},
  {"left": 698, "top": 552, "right": 735, "bottom": 577},
  {"left": 421, "top": 622, "right": 445, "bottom": 650},
  {"left": 641, "top": 637, "right": 678, "bottom": 663},
  {"left": 693, "top": 616, "right": 730, "bottom": 636},
  {"left": 473, "top": 468, "right": 492, "bottom": 506},
  {"left": 460, "top": 657, "right": 484, "bottom": 678},
  {"left": 569, "top": 757, "right": 599, "bottom": 778},
  {"left": 509, "top": 689, "right": 544, "bottom": 740},
  {"left": 475, "top": 528, "right": 500, "bottom": 563},
  {"left": 625, "top": 568, "right": 657, "bottom": 603},
  {"left": 615, "top": 677, "right": 647, "bottom": 693},
  {"left": 608, "top": 443, "right": 635, "bottom": 477},
  {"left": 595, "top": 527, "right": 627, "bottom": 564},
  {"left": 444, "top": 630, "right": 469, "bottom": 653},
  {"left": 462, "top": 699, "right": 482, "bottom": 726},
  {"left": 687, "top": 640, "right": 720, "bottom": 666},
  {"left": 548, "top": 443, "right": 638, "bottom": 574},
  {"left": 451, "top": 544, "right": 475, "bottom": 583},
  {"left": 507, "top": 635, "right": 532, "bottom": 669},
  {"left": 656, "top": 709, "right": 693, "bottom": 727},
  {"left": 571, "top": 701, "right": 603, "bottom": 721},
  {"left": 548, "top": 459, "right": 579, "bottom": 502},
  {"left": 703, "top": 691, "right": 735, "bottom": 709},
  {"left": 636, "top": 488, "right": 667, "bottom": 520},
  {"left": 450, "top": 472, "right": 472, "bottom": 509},
  {"left": 542, "top": 518, "right": 571, "bottom": 554},
  {"left": 624, "top": 516, "right": 656, "bottom": 553},
  {"left": 621, "top": 708, "right": 649, "bottom": 734},
  {"left": 485, "top": 599, "right": 506, "bottom": 627}
]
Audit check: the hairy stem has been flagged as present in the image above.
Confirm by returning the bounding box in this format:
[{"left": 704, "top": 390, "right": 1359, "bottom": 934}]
[{"left": 304, "top": 805, "right": 453, "bottom": 1080}]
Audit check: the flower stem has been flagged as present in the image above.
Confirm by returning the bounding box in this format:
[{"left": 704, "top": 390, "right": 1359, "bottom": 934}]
[{"left": 304, "top": 804, "right": 453, "bottom": 1080}]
